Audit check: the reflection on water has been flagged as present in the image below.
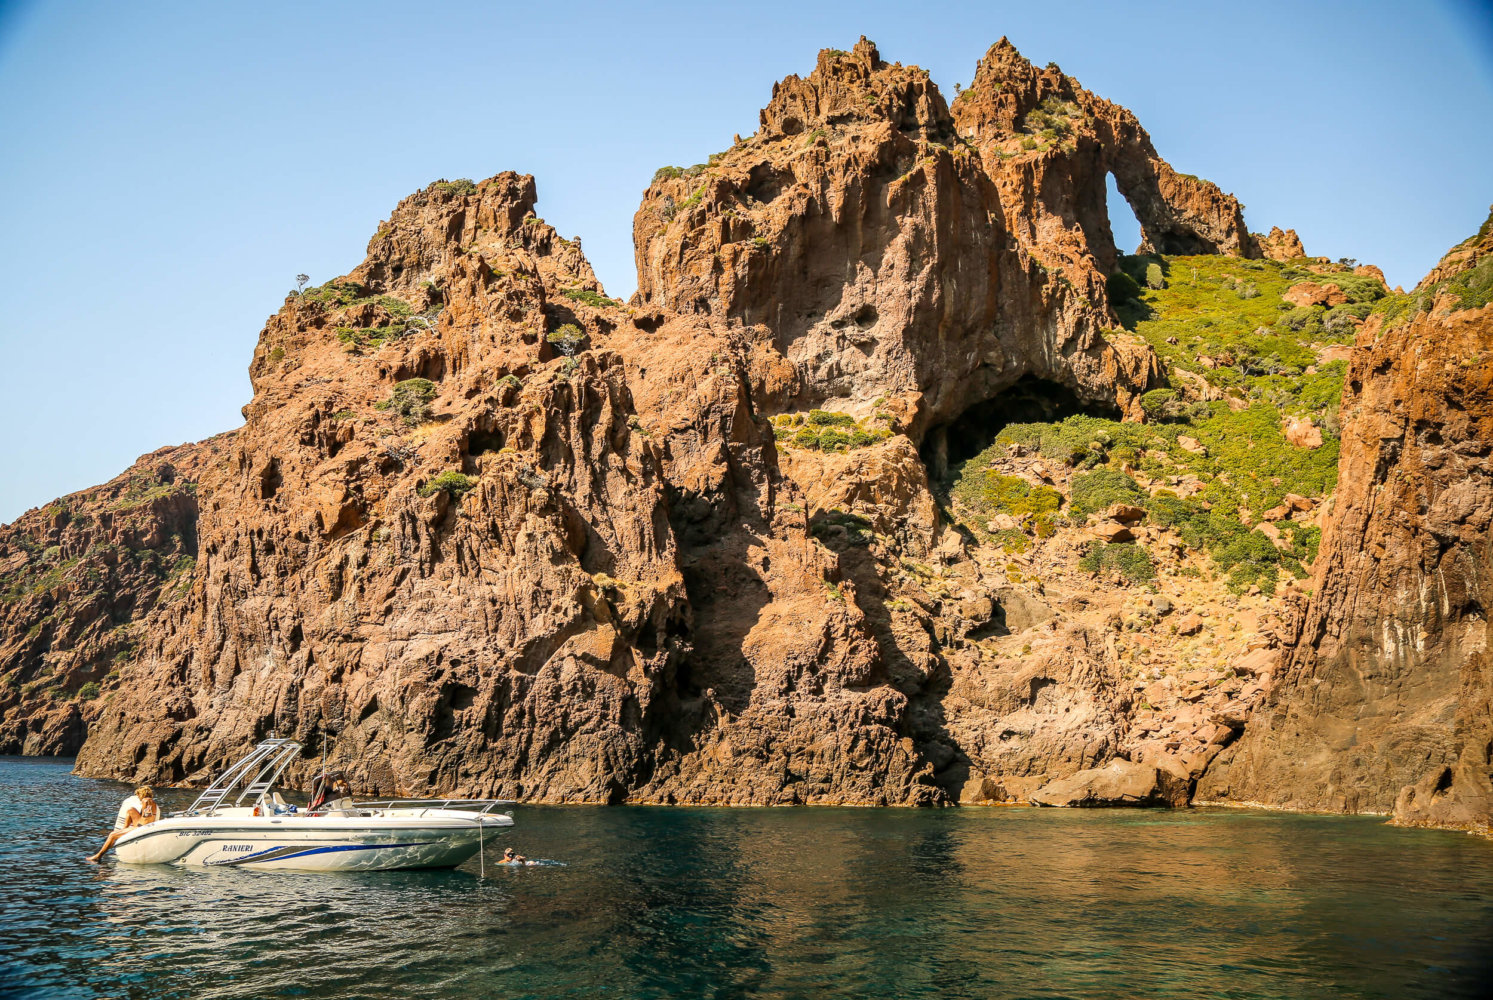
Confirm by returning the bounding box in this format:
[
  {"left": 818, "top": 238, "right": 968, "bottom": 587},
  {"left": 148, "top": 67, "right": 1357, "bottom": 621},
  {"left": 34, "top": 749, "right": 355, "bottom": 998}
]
[{"left": 2, "top": 757, "right": 1492, "bottom": 999}]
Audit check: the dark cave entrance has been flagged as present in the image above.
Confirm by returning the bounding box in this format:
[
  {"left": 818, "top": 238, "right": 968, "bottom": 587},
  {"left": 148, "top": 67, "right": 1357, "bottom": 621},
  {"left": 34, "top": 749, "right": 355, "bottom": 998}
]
[{"left": 920, "top": 376, "right": 1117, "bottom": 482}]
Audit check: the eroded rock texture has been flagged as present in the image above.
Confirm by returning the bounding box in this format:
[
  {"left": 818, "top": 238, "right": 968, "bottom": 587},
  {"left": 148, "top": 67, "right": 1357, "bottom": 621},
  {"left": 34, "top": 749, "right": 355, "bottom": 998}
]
[
  {"left": 3, "top": 38, "right": 1486, "bottom": 830},
  {"left": 1205, "top": 217, "right": 1493, "bottom": 832},
  {"left": 0, "top": 437, "right": 229, "bottom": 754}
]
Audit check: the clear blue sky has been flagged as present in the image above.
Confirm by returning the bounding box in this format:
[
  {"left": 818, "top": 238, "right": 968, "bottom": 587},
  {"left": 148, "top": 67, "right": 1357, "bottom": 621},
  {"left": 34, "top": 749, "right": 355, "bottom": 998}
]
[{"left": 1, "top": 1, "right": 1489, "bottom": 523}]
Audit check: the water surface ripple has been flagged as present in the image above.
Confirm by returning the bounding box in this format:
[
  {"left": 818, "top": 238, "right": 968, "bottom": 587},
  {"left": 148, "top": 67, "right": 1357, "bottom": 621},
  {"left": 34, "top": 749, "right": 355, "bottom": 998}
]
[{"left": 3, "top": 757, "right": 1492, "bottom": 999}]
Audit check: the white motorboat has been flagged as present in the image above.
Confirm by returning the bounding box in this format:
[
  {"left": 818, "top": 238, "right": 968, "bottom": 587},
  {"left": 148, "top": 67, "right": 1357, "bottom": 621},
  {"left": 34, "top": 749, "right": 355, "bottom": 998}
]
[{"left": 111, "top": 738, "right": 514, "bottom": 872}]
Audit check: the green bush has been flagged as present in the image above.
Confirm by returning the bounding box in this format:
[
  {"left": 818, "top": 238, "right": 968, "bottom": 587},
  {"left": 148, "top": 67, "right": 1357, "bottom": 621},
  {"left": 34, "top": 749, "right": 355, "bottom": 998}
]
[
  {"left": 1069, "top": 468, "right": 1146, "bottom": 517},
  {"left": 995, "top": 415, "right": 1156, "bottom": 467},
  {"left": 418, "top": 470, "right": 475, "bottom": 499},
  {"left": 653, "top": 166, "right": 684, "bottom": 183},
  {"left": 1079, "top": 542, "right": 1156, "bottom": 583},
  {"left": 1139, "top": 388, "right": 1179, "bottom": 420},
  {"left": 546, "top": 324, "right": 586, "bottom": 357},
  {"left": 1145, "top": 262, "right": 1165, "bottom": 290},
  {"left": 807, "top": 409, "right": 856, "bottom": 427},
  {"left": 376, "top": 378, "right": 437, "bottom": 425},
  {"left": 376, "top": 295, "right": 412, "bottom": 318},
  {"left": 434, "top": 178, "right": 477, "bottom": 196},
  {"left": 1107, "top": 270, "right": 1141, "bottom": 304},
  {"left": 951, "top": 469, "right": 1064, "bottom": 525},
  {"left": 76, "top": 681, "right": 101, "bottom": 701},
  {"left": 300, "top": 280, "right": 365, "bottom": 308},
  {"left": 819, "top": 427, "right": 852, "bottom": 451},
  {"left": 563, "top": 289, "right": 619, "bottom": 309}
]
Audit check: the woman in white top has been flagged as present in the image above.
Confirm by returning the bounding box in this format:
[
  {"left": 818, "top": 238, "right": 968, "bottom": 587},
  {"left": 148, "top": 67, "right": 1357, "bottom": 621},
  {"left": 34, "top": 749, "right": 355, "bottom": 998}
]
[{"left": 87, "top": 786, "right": 159, "bottom": 861}]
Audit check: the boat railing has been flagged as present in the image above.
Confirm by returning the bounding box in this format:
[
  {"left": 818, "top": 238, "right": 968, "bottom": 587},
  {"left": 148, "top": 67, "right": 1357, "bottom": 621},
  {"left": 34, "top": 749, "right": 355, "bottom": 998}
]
[{"left": 355, "top": 798, "right": 517, "bottom": 818}]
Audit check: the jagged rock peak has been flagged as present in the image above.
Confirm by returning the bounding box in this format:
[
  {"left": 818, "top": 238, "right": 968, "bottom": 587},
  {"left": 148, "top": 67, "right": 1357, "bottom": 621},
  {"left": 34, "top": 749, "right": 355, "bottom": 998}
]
[
  {"left": 1257, "top": 225, "right": 1307, "bottom": 261},
  {"left": 759, "top": 36, "right": 952, "bottom": 141},
  {"left": 353, "top": 171, "right": 595, "bottom": 297},
  {"left": 953, "top": 37, "right": 1258, "bottom": 259}
]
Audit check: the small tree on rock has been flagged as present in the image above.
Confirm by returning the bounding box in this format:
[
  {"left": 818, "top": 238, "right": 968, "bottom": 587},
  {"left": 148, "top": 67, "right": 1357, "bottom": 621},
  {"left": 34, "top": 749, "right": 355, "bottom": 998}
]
[
  {"left": 376, "top": 378, "right": 437, "bottom": 426},
  {"left": 546, "top": 324, "right": 586, "bottom": 357}
]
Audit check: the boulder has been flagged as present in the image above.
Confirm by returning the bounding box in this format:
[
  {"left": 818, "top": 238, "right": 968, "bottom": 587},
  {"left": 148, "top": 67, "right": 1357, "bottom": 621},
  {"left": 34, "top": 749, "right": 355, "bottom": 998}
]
[
  {"left": 1178, "top": 435, "right": 1206, "bottom": 455},
  {"left": 1176, "top": 614, "right": 1204, "bottom": 636},
  {"left": 1107, "top": 503, "right": 1146, "bottom": 525},
  {"left": 1282, "top": 415, "right": 1323, "bottom": 449},
  {"left": 1088, "top": 520, "right": 1135, "bottom": 542},
  {"left": 1283, "top": 281, "right": 1348, "bottom": 308},
  {"left": 1232, "top": 647, "right": 1280, "bottom": 678},
  {"left": 1029, "top": 758, "right": 1189, "bottom": 808},
  {"left": 1257, "top": 226, "right": 1306, "bottom": 261}
]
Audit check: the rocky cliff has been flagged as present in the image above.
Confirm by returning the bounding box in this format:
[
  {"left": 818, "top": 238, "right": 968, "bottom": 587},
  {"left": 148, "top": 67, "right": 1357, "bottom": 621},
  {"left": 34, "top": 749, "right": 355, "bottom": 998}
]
[
  {"left": 1203, "top": 210, "right": 1493, "bottom": 833},
  {"left": 3, "top": 39, "right": 1487, "bottom": 831},
  {"left": 0, "top": 436, "right": 229, "bottom": 754}
]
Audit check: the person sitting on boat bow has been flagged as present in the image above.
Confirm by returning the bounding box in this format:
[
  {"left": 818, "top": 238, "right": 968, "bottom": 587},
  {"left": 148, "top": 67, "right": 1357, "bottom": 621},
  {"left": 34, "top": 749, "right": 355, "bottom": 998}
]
[{"left": 87, "top": 786, "right": 160, "bottom": 862}]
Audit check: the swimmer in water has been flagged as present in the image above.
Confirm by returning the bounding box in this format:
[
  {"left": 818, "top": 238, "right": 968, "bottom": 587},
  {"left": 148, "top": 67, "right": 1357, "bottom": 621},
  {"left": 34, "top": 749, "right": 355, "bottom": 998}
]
[{"left": 501, "top": 847, "right": 528, "bottom": 865}]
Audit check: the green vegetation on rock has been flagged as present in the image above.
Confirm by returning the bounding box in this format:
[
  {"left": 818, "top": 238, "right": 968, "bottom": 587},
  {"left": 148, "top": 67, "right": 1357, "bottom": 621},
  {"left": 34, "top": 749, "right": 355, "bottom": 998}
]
[
  {"left": 772, "top": 409, "right": 892, "bottom": 452},
  {"left": 546, "top": 324, "right": 586, "bottom": 357},
  {"left": 418, "top": 470, "right": 475, "bottom": 499},
  {"left": 376, "top": 378, "right": 437, "bottom": 425},
  {"left": 562, "top": 289, "right": 620, "bottom": 309},
  {"left": 1069, "top": 468, "right": 1146, "bottom": 518},
  {"left": 433, "top": 178, "right": 477, "bottom": 196},
  {"left": 1079, "top": 541, "right": 1156, "bottom": 583},
  {"left": 951, "top": 467, "right": 1062, "bottom": 529}
]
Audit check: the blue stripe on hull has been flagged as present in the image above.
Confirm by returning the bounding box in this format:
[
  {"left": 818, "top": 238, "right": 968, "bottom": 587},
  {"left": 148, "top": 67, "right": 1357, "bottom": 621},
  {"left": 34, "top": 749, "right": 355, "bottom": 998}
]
[{"left": 211, "top": 841, "right": 440, "bottom": 866}]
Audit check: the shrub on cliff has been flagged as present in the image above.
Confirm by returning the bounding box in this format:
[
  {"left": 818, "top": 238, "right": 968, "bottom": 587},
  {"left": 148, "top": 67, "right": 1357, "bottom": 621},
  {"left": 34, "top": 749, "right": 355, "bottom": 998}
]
[
  {"left": 1079, "top": 541, "right": 1155, "bottom": 583},
  {"left": 1069, "top": 468, "right": 1146, "bottom": 518},
  {"left": 1106, "top": 270, "right": 1141, "bottom": 304},
  {"left": 418, "top": 470, "right": 475, "bottom": 499},
  {"left": 562, "top": 289, "right": 619, "bottom": 309},
  {"left": 995, "top": 415, "right": 1155, "bottom": 467},
  {"left": 1140, "top": 388, "right": 1180, "bottom": 421},
  {"left": 546, "top": 324, "right": 586, "bottom": 357},
  {"left": 951, "top": 469, "right": 1063, "bottom": 533},
  {"left": 433, "top": 178, "right": 477, "bottom": 196},
  {"left": 376, "top": 378, "right": 437, "bottom": 425}
]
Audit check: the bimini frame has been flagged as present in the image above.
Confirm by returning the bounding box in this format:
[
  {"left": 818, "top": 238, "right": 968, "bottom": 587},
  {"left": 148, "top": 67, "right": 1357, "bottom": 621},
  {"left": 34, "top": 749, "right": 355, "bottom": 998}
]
[{"left": 183, "top": 738, "right": 303, "bottom": 816}]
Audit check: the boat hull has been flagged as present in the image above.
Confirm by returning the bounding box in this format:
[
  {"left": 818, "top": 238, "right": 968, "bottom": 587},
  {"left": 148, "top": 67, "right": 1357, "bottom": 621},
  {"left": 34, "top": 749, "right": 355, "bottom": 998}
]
[{"left": 112, "top": 812, "right": 513, "bottom": 871}]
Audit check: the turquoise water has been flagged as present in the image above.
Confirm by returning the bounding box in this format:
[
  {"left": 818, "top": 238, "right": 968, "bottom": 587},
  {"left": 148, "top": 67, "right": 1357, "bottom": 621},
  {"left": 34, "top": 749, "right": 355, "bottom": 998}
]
[{"left": 2, "top": 757, "right": 1492, "bottom": 999}]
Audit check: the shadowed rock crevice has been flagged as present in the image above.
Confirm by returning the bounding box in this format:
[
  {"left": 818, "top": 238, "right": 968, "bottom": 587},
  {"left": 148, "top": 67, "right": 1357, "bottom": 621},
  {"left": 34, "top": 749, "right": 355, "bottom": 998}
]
[{"left": 920, "top": 376, "right": 1115, "bottom": 480}]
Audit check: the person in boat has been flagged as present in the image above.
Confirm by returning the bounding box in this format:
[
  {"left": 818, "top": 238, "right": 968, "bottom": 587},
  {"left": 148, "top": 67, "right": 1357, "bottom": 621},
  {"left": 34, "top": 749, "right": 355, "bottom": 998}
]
[
  {"left": 87, "top": 786, "right": 160, "bottom": 861},
  {"left": 501, "top": 847, "right": 528, "bottom": 865},
  {"left": 308, "top": 771, "right": 355, "bottom": 813}
]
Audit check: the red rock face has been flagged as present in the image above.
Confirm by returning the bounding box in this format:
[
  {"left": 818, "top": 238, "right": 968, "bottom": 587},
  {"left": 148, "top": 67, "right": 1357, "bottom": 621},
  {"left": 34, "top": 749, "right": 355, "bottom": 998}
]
[
  {"left": 0, "top": 437, "right": 230, "bottom": 754},
  {"left": 953, "top": 39, "right": 1258, "bottom": 279},
  {"left": 3, "top": 40, "right": 1485, "bottom": 828},
  {"left": 633, "top": 38, "right": 1160, "bottom": 445},
  {"left": 1203, "top": 216, "right": 1493, "bottom": 832}
]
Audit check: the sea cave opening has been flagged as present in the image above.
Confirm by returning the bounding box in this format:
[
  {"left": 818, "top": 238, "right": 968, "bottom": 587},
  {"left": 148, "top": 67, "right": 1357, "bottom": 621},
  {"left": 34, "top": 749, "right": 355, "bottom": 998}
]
[{"left": 921, "top": 376, "right": 1118, "bottom": 483}]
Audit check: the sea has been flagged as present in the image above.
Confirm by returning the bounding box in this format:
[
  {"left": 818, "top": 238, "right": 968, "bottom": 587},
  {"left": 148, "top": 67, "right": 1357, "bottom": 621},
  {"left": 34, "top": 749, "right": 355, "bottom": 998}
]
[{"left": 2, "top": 756, "right": 1491, "bottom": 1000}]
